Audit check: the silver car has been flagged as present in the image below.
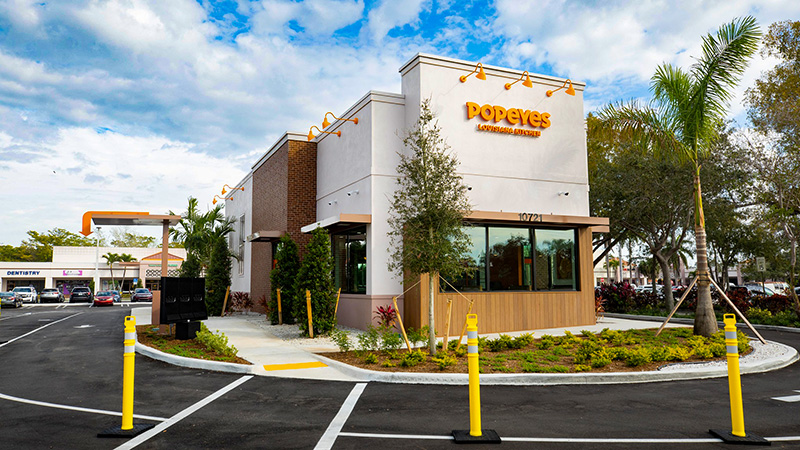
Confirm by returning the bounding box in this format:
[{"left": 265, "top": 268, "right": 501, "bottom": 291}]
[
  {"left": 12, "top": 286, "right": 37, "bottom": 303},
  {"left": 39, "top": 288, "right": 65, "bottom": 303}
]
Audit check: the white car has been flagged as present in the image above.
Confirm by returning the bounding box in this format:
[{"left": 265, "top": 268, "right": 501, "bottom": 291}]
[{"left": 12, "top": 286, "right": 38, "bottom": 303}]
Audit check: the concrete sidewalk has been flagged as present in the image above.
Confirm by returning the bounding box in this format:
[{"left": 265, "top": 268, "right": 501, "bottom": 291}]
[{"left": 130, "top": 307, "right": 798, "bottom": 385}]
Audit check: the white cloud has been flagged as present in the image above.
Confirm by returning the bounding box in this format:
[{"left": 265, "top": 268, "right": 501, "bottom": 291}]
[
  {"left": 249, "top": 0, "right": 364, "bottom": 36},
  {"left": 367, "top": 0, "right": 427, "bottom": 41}
]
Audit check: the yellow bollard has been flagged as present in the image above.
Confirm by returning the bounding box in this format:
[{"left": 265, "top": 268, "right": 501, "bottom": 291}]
[
  {"left": 122, "top": 316, "right": 136, "bottom": 430},
  {"left": 277, "top": 289, "right": 283, "bottom": 325},
  {"left": 708, "top": 314, "right": 768, "bottom": 444},
  {"left": 452, "top": 314, "right": 500, "bottom": 444},
  {"left": 98, "top": 316, "right": 155, "bottom": 437},
  {"left": 306, "top": 290, "right": 314, "bottom": 338}
]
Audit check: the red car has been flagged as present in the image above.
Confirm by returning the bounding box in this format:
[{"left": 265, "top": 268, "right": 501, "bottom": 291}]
[
  {"left": 93, "top": 291, "right": 115, "bottom": 306},
  {"left": 131, "top": 288, "right": 153, "bottom": 302}
]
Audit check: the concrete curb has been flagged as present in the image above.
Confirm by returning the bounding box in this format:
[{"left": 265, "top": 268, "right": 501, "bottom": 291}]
[
  {"left": 135, "top": 340, "right": 255, "bottom": 375},
  {"left": 605, "top": 312, "right": 800, "bottom": 334},
  {"left": 310, "top": 340, "right": 798, "bottom": 385}
]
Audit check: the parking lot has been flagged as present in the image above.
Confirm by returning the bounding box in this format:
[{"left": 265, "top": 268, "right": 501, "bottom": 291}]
[{"left": 2, "top": 305, "right": 800, "bottom": 449}]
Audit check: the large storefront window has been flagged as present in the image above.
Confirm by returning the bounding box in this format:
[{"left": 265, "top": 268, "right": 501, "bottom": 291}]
[
  {"left": 443, "top": 225, "right": 578, "bottom": 292},
  {"left": 446, "top": 226, "right": 486, "bottom": 291},
  {"left": 489, "top": 227, "right": 531, "bottom": 290},
  {"left": 332, "top": 227, "right": 367, "bottom": 294}
]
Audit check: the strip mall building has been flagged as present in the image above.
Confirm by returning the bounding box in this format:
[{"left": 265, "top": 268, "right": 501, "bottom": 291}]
[{"left": 226, "top": 54, "right": 608, "bottom": 334}]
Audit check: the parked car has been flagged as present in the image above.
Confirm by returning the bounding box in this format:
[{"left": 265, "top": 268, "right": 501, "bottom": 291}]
[
  {"left": 744, "top": 284, "right": 775, "bottom": 296},
  {"left": 93, "top": 291, "right": 115, "bottom": 306},
  {"left": 0, "top": 292, "right": 22, "bottom": 308},
  {"left": 12, "top": 286, "right": 38, "bottom": 303},
  {"left": 39, "top": 288, "right": 64, "bottom": 303},
  {"left": 69, "top": 287, "right": 93, "bottom": 303},
  {"left": 110, "top": 290, "right": 122, "bottom": 302},
  {"left": 131, "top": 288, "right": 153, "bottom": 302}
]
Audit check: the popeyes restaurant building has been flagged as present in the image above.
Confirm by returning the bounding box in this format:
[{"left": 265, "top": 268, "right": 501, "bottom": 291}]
[{"left": 227, "top": 53, "right": 607, "bottom": 334}]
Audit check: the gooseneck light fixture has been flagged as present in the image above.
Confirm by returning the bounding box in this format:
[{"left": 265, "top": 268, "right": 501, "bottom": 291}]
[
  {"left": 221, "top": 184, "right": 244, "bottom": 195},
  {"left": 459, "top": 62, "right": 487, "bottom": 83},
  {"left": 322, "top": 112, "right": 358, "bottom": 129},
  {"left": 307, "top": 126, "right": 341, "bottom": 141},
  {"left": 212, "top": 195, "right": 233, "bottom": 205},
  {"left": 505, "top": 71, "right": 533, "bottom": 90},
  {"left": 546, "top": 79, "right": 576, "bottom": 97}
]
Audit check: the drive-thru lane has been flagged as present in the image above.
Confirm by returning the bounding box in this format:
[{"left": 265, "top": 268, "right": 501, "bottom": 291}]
[{"left": 1, "top": 306, "right": 800, "bottom": 449}]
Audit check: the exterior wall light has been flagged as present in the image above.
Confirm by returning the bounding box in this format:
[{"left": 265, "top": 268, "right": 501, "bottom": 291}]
[
  {"left": 557, "top": 191, "right": 570, "bottom": 196},
  {"left": 459, "top": 62, "right": 487, "bottom": 83},
  {"left": 546, "top": 79, "right": 576, "bottom": 97},
  {"left": 308, "top": 126, "right": 341, "bottom": 141},
  {"left": 212, "top": 195, "right": 234, "bottom": 205},
  {"left": 221, "top": 184, "right": 244, "bottom": 195},
  {"left": 347, "top": 190, "right": 359, "bottom": 196},
  {"left": 322, "top": 112, "right": 358, "bottom": 129},
  {"left": 504, "top": 71, "right": 533, "bottom": 90}
]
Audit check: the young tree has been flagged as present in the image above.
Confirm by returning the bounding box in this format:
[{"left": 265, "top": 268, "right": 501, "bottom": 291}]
[
  {"left": 598, "top": 17, "right": 761, "bottom": 336},
  {"left": 170, "top": 197, "right": 233, "bottom": 272},
  {"left": 117, "top": 253, "right": 137, "bottom": 292},
  {"left": 205, "top": 236, "right": 232, "bottom": 316},
  {"left": 387, "top": 99, "right": 472, "bottom": 355},
  {"left": 269, "top": 235, "right": 300, "bottom": 324},
  {"left": 293, "top": 227, "right": 337, "bottom": 336}
]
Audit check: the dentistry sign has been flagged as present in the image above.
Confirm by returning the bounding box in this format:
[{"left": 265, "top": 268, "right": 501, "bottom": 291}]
[{"left": 465, "top": 102, "right": 551, "bottom": 137}]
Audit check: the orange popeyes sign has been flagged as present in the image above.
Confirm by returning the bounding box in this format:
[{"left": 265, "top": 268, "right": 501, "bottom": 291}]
[{"left": 465, "top": 101, "right": 551, "bottom": 137}]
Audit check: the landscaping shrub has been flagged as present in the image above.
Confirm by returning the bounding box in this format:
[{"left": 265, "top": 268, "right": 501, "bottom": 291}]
[
  {"left": 294, "top": 228, "right": 338, "bottom": 336},
  {"left": 356, "top": 325, "right": 381, "bottom": 353},
  {"left": 330, "top": 328, "right": 352, "bottom": 352},
  {"left": 595, "top": 282, "right": 636, "bottom": 313},
  {"left": 205, "top": 237, "right": 232, "bottom": 316},
  {"left": 432, "top": 353, "right": 457, "bottom": 370},
  {"left": 406, "top": 326, "right": 430, "bottom": 347},
  {"left": 380, "top": 329, "right": 403, "bottom": 351},
  {"left": 269, "top": 235, "right": 300, "bottom": 324},
  {"left": 625, "top": 347, "right": 652, "bottom": 367},
  {"left": 400, "top": 350, "right": 426, "bottom": 367},
  {"left": 374, "top": 304, "right": 397, "bottom": 328},
  {"left": 229, "top": 291, "right": 253, "bottom": 313},
  {"left": 196, "top": 324, "right": 238, "bottom": 357},
  {"left": 363, "top": 353, "right": 378, "bottom": 364},
  {"left": 751, "top": 294, "right": 793, "bottom": 314}
]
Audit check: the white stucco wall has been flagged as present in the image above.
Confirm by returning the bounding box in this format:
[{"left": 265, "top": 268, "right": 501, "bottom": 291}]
[{"left": 225, "top": 174, "right": 252, "bottom": 294}]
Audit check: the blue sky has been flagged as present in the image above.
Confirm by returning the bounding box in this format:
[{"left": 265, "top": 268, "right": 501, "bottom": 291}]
[{"left": 0, "top": 0, "right": 798, "bottom": 245}]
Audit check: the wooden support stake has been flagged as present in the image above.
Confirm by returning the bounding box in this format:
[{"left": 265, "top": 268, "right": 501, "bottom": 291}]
[
  {"left": 455, "top": 300, "right": 474, "bottom": 353},
  {"left": 709, "top": 278, "right": 766, "bottom": 344},
  {"left": 392, "top": 296, "right": 413, "bottom": 353},
  {"left": 221, "top": 286, "right": 231, "bottom": 316},
  {"left": 443, "top": 299, "right": 453, "bottom": 353},
  {"left": 334, "top": 287, "right": 342, "bottom": 318},
  {"left": 656, "top": 276, "right": 698, "bottom": 336},
  {"left": 306, "top": 290, "right": 314, "bottom": 338},
  {"left": 277, "top": 288, "right": 283, "bottom": 325}
]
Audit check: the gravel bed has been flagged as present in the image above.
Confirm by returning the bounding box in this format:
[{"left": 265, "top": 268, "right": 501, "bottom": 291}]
[
  {"left": 658, "top": 339, "right": 788, "bottom": 372},
  {"left": 237, "top": 313, "right": 364, "bottom": 349}
]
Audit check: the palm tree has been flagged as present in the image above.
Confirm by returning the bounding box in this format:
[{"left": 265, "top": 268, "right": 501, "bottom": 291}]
[
  {"left": 599, "top": 17, "right": 760, "bottom": 336},
  {"left": 170, "top": 197, "right": 235, "bottom": 274},
  {"left": 102, "top": 252, "right": 121, "bottom": 290},
  {"left": 118, "top": 253, "right": 137, "bottom": 292}
]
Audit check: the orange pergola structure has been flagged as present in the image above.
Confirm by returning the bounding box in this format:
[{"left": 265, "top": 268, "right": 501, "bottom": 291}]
[{"left": 81, "top": 211, "right": 182, "bottom": 326}]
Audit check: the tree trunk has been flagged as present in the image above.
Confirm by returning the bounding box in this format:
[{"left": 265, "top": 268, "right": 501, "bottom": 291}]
[
  {"left": 428, "top": 272, "right": 437, "bottom": 356},
  {"left": 655, "top": 254, "right": 674, "bottom": 310},
  {"left": 693, "top": 170, "right": 718, "bottom": 336}
]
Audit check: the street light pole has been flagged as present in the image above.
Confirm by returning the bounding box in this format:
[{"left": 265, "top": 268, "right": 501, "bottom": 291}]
[{"left": 95, "top": 226, "right": 102, "bottom": 292}]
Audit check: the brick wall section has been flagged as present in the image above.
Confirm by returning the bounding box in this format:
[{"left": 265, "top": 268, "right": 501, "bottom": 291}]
[
  {"left": 248, "top": 139, "right": 317, "bottom": 309},
  {"left": 287, "top": 140, "right": 317, "bottom": 255}
]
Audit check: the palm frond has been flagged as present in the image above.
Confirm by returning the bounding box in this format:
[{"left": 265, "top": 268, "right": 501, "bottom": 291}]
[{"left": 596, "top": 100, "right": 686, "bottom": 161}]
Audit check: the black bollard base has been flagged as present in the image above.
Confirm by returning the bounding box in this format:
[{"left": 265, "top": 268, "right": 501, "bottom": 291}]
[
  {"left": 709, "top": 429, "right": 771, "bottom": 445},
  {"left": 98, "top": 423, "right": 155, "bottom": 438},
  {"left": 452, "top": 429, "right": 501, "bottom": 444}
]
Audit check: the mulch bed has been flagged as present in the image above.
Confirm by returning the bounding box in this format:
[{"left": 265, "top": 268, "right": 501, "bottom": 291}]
[{"left": 136, "top": 325, "right": 250, "bottom": 365}]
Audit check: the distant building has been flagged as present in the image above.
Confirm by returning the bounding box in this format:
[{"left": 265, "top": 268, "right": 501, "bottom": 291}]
[{"left": 0, "top": 246, "right": 185, "bottom": 293}]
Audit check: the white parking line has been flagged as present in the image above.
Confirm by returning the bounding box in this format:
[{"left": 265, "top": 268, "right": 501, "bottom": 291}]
[
  {"left": 315, "top": 383, "right": 368, "bottom": 450},
  {"left": 0, "top": 392, "right": 167, "bottom": 421},
  {"left": 336, "top": 431, "right": 800, "bottom": 444},
  {"left": 0, "top": 312, "right": 82, "bottom": 348},
  {"left": 114, "top": 375, "right": 253, "bottom": 450}
]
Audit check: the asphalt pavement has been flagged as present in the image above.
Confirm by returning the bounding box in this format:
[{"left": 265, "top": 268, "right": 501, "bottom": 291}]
[{"left": 2, "top": 303, "right": 800, "bottom": 449}]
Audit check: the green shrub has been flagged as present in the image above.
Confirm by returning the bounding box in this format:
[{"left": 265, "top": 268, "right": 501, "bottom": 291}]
[
  {"left": 551, "top": 346, "right": 570, "bottom": 357},
  {"left": 356, "top": 325, "right": 381, "bottom": 353},
  {"left": 710, "top": 342, "right": 726, "bottom": 357},
  {"left": 746, "top": 307, "right": 772, "bottom": 323},
  {"left": 608, "top": 347, "right": 630, "bottom": 361},
  {"left": 580, "top": 330, "right": 597, "bottom": 339},
  {"left": 561, "top": 331, "right": 581, "bottom": 346},
  {"left": 538, "top": 334, "right": 555, "bottom": 350},
  {"left": 665, "top": 346, "right": 692, "bottom": 361},
  {"left": 432, "top": 353, "right": 457, "bottom": 370},
  {"left": 381, "top": 360, "right": 396, "bottom": 368},
  {"left": 574, "top": 340, "right": 601, "bottom": 365},
  {"left": 590, "top": 349, "right": 612, "bottom": 368},
  {"left": 486, "top": 334, "right": 514, "bottom": 352},
  {"left": 196, "top": 324, "right": 238, "bottom": 357},
  {"left": 648, "top": 346, "right": 670, "bottom": 362},
  {"left": 269, "top": 235, "right": 300, "bottom": 324},
  {"left": 330, "top": 328, "right": 351, "bottom": 352},
  {"left": 625, "top": 348, "right": 652, "bottom": 367},
  {"left": 693, "top": 344, "right": 713, "bottom": 359},
  {"left": 363, "top": 353, "right": 378, "bottom": 364},
  {"left": 574, "top": 364, "right": 591, "bottom": 372},
  {"left": 399, "top": 350, "right": 427, "bottom": 367},
  {"left": 294, "top": 228, "right": 337, "bottom": 336},
  {"left": 512, "top": 333, "right": 535, "bottom": 348},
  {"left": 406, "top": 326, "right": 430, "bottom": 347},
  {"left": 381, "top": 329, "right": 403, "bottom": 351},
  {"left": 547, "top": 365, "right": 570, "bottom": 373}
]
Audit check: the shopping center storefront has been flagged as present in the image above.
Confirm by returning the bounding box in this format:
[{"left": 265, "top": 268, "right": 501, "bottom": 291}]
[
  {"left": 227, "top": 53, "right": 607, "bottom": 333},
  {"left": 0, "top": 246, "right": 185, "bottom": 295}
]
